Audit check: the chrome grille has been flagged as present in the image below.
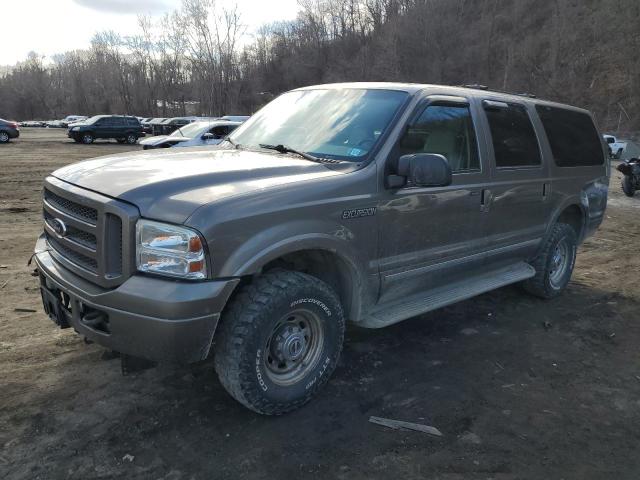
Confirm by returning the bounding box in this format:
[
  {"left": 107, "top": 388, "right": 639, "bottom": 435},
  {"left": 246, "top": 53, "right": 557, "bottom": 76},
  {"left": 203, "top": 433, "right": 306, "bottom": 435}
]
[{"left": 42, "top": 178, "right": 137, "bottom": 288}]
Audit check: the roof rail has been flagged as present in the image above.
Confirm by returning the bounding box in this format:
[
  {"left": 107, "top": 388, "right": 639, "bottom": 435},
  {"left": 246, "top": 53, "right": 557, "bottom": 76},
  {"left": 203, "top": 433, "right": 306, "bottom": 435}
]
[{"left": 459, "top": 84, "right": 536, "bottom": 98}]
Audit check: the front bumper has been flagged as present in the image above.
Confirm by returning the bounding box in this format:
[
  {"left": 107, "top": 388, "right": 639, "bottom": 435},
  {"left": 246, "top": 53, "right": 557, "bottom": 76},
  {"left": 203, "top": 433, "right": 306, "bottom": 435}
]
[{"left": 34, "top": 235, "right": 239, "bottom": 363}]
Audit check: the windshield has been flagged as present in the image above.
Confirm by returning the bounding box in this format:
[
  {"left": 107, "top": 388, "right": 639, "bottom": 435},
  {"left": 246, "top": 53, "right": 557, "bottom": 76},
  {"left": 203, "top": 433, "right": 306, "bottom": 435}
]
[
  {"left": 170, "top": 122, "right": 208, "bottom": 138},
  {"left": 229, "top": 88, "right": 408, "bottom": 161}
]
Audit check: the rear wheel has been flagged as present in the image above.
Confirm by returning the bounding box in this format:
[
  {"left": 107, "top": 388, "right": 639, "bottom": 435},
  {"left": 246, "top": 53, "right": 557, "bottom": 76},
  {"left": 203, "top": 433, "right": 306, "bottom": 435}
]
[
  {"left": 622, "top": 176, "right": 635, "bottom": 197},
  {"left": 81, "top": 133, "right": 94, "bottom": 144},
  {"left": 523, "top": 223, "right": 577, "bottom": 299},
  {"left": 0, "top": 131, "right": 9, "bottom": 143},
  {"left": 214, "top": 270, "right": 345, "bottom": 415}
]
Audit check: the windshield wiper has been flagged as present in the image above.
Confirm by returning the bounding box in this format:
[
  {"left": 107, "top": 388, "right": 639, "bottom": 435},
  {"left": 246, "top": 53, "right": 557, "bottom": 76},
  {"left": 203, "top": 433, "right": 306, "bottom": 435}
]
[
  {"left": 259, "top": 144, "right": 340, "bottom": 164},
  {"left": 226, "top": 137, "right": 241, "bottom": 149}
]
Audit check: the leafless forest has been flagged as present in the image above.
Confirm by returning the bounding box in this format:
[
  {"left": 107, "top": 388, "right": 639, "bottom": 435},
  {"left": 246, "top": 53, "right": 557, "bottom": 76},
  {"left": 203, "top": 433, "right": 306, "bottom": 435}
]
[{"left": 1, "top": 0, "right": 638, "bottom": 132}]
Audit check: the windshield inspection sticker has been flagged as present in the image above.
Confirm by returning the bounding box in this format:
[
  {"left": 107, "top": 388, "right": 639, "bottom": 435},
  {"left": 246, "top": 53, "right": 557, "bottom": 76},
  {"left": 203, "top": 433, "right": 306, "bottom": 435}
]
[
  {"left": 348, "top": 148, "right": 364, "bottom": 156},
  {"left": 342, "top": 207, "right": 377, "bottom": 219}
]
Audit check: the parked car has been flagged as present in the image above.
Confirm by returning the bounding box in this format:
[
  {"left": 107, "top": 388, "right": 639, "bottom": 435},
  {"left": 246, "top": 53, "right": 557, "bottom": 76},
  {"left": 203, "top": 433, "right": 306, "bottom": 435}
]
[
  {"left": 45, "top": 120, "right": 65, "bottom": 128},
  {"left": 33, "top": 83, "right": 608, "bottom": 415},
  {"left": 603, "top": 134, "right": 627, "bottom": 159},
  {"left": 0, "top": 118, "right": 20, "bottom": 143},
  {"left": 140, "top": 118, "right": 157, "bottom": 134},
  {"left": 20, "top": 120, "right": 45, "bottom": 127},
  {"left": 67, "top": 115, "right": 144, "bottom": 144},
  {"left": 156, "top": 117, "right": 196, "bottom": 136},
  {"left": 140, "top": 120, "right": 241, "bottom": 150},
  {"left": 63, "top": 115, "right": 88, "bottom": 126},
  {"left": 148, "top": 117, "right": 168, "bottom": 136}
]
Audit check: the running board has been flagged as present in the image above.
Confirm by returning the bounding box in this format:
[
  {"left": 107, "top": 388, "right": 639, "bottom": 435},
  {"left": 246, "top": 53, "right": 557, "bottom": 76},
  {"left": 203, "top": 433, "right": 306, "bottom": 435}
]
[{"left": 364, "top": 262, "right": 536, "bottom": 329}]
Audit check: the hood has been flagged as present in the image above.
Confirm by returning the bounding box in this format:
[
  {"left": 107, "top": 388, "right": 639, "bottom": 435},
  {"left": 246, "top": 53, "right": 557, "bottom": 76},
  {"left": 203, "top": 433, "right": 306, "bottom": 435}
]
[
  {"left": 139, "top": 135, "right": 170, "bottom": 146},
  {"left": 52, "top": 147, "right": 341, "bottom": 224}
]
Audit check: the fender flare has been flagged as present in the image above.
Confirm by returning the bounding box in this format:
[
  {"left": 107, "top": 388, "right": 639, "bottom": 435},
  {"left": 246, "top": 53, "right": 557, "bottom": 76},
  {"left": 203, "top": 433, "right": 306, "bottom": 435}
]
[{"left": 221, "top": 232, "right": 370, "bottom": 322}]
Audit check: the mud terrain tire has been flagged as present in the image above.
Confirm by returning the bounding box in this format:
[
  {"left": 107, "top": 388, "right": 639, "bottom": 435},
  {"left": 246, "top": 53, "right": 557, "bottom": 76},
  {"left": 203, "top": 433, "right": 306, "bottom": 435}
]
[
  {"left": 523, "top": 223, "right": 577, "bottom": 299},
  {"left": 214, "top": 270, "right": 345, "bottom": 415}
]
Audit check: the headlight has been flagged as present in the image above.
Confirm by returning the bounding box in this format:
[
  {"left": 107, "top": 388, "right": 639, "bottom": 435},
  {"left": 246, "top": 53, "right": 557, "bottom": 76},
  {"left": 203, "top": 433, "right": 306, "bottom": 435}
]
[
  {"left": 72, "top": 126, "right": 80, "bottom": 131},
  {"left": 136, "top": 220, "right": 207, "bottom": 279}
]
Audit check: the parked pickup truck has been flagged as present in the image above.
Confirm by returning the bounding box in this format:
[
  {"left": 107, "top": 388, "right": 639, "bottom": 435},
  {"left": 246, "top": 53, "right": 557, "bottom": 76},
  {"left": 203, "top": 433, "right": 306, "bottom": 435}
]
[
  {"left": 34, "top": 83, "right": 609, "bottom": 414},
  {"left": 603, "top": 134, "right": 627, "bottom": 159}
]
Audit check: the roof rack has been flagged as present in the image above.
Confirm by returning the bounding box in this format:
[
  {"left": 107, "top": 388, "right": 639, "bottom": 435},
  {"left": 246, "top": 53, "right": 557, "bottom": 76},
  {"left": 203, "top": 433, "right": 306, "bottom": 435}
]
[{"left": 459, "top": 84, "right": 536, "bottom": 99}]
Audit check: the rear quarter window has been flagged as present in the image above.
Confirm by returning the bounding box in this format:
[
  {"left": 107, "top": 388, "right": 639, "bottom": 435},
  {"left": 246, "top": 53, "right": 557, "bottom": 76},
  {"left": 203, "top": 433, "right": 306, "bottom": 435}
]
[
  {"left": 535, "top": 105, "right": 604, "bottom": 167},
  {"left": 484, "top": 102, "right": 541, "bottom": 168}
]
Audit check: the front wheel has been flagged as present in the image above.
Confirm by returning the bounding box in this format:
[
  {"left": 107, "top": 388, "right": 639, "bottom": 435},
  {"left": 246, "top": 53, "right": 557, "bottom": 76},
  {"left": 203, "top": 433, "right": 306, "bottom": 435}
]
[
  {"left": 622, "top": 175, "right": 635, "bottom": 197},
  {"left": 523, "top": 223, "right": 577, "bottom": 299},
  {"left": 81, "top": 133, "right": 94, "bottom": 144},
  {"left": 0, "top": 132, "right": 9, "bottom": 143},
  {"left": 125, "top": 133, "right": 137, "bottom": 144},
  {"left": 214, "top": 270, "right": 345, "bottom": 415}
]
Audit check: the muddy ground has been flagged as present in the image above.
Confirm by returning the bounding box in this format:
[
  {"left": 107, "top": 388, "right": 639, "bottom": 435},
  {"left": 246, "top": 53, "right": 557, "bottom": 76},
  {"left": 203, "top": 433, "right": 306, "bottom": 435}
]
[{"left": 1, "top": 128, "right": 639, "bottom": 480}]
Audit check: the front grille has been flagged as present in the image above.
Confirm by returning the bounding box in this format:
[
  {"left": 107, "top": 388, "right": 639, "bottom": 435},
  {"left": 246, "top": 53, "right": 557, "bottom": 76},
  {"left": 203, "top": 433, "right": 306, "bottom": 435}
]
[
  {"left": 46, "top": 233, "right": 98, "bottom": 272},
  {"left": 44, "top": 210, "right": 97, "bottom": 250},
  {"left": 42, "top": 180, "right": 134, "bottom": 288},
  {"left": 44, "top": 188, "right": 98, "bottom": 225}
]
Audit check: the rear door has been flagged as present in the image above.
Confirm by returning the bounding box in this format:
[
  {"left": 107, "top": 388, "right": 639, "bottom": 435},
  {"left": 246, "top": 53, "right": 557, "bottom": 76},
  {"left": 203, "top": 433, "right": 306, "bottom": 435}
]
[
  {"left": 478, "top": 99, "right": 551, "bottom": 264},
  {"left": 377, "top": 95, "right": 491, "bottom": 304}
]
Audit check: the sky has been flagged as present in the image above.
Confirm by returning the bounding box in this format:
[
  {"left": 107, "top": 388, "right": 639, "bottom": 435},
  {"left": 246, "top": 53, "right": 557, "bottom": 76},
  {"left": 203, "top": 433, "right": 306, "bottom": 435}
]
[{"left": 2, "top": 0, "right": 300, "bottom": 66}]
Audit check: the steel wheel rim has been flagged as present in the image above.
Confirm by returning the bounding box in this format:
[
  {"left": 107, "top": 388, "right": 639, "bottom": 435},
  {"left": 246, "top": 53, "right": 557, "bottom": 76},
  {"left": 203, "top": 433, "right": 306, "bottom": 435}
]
[
  {"left": 0, "top": 132, "right": 8, "bottom": 141},
  {"left": 549, "top": 240, "right": 570, "bottom": 288},
  {"left": 264, "top": 309, "right": 324, "bottom": 386}
]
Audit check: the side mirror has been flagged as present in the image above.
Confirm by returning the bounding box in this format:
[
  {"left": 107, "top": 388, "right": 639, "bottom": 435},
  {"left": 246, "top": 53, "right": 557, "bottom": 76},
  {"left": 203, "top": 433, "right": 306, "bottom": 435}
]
[{"left": 392, "top": 153, "right": 452, "bottom": 188}]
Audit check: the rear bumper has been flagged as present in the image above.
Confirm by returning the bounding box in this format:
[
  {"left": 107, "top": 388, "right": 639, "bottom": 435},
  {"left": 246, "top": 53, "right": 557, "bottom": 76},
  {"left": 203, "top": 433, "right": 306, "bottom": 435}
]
[{"left": 34, "top": 235, "right": 239, "bottom": 363}]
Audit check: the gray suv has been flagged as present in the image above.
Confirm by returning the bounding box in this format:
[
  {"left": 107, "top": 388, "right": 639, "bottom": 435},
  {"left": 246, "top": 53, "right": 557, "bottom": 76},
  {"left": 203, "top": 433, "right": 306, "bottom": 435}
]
[{"left": 33, "top": 83, "right": 609, "bottom": 414}]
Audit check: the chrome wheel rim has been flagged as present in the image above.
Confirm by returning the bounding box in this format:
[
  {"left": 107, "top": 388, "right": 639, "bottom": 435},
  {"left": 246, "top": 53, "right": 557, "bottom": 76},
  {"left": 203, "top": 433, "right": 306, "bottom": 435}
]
[
  {"left": 549, "top": 240, "right": 570, "bottom": 289},
  {"left": 0, "top": 132, "right": 8, "bottom": 142},
  {"left": 264, "top": 309, "right": 324, "bottom": 386}
]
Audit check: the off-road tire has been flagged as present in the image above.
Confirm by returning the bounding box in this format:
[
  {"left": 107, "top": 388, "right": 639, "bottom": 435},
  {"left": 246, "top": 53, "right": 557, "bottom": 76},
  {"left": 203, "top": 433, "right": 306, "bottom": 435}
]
[
  {"left": 81, "top": 133, "right": 94, "bottom": 144},
  {"left": 125, "top": 133, "right": 137, "bottom": 145},
  {"left": 214, "top": 270, "right": 345, "bottom": 415},
  {"left": 0, "top": 132, "right": 9, "bottom": 143},
  {"left": 523, "top": 223, "right": 577, "bottom": 299},
  {"left": 622, "top": 175, "right": 635, "bottom": 197}
]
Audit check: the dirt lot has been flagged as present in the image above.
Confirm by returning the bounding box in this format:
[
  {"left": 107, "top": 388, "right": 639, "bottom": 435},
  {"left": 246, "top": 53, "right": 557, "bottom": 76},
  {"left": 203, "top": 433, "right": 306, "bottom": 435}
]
[{"left": 1, "top": 128, "right": 640, "bottom": 480}]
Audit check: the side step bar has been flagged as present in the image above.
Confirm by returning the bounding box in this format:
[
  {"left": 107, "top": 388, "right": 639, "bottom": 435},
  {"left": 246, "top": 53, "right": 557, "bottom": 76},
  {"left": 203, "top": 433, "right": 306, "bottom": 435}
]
[{"left": 364, "top": 262, "right": 536, "bottom": 329}]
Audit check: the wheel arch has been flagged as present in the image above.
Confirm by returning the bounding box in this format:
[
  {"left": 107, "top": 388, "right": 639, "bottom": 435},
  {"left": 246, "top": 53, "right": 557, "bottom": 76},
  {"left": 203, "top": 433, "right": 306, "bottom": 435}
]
[
  {"left": 227, "top": 235, "right": 369, "bottom": 323},
  {"left": 547, "top": 200, "right": 586, "bottom": 243}
]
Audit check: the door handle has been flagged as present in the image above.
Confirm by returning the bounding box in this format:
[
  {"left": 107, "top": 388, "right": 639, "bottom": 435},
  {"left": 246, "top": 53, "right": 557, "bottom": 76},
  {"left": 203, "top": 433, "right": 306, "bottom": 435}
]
[
  {"left": 480, "top": 189, "right": 492, "bottom": 212},
  {"left": 542, "top": 182, "right": 551, "bottom": 200}
]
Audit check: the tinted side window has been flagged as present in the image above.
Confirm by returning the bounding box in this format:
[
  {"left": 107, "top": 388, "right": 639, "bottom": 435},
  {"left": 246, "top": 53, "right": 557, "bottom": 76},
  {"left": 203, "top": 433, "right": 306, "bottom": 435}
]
[
  {"left": 484, "top": 103, "right": 541, "bottom": 167},
  {"left": 111, "top": 117, "right": 125, "bottom": 126},
  {"left": 210, "top": 126, "right": 229, "bottom": 138},
  {"left": 536, "top": 106, "right": 605, "bottom": 167},
  {"left": 126, "top": 117, "right": 139, "bottom": 126},
  {"left": 399, "top": 104, "right": 480, "bottom": 173}
]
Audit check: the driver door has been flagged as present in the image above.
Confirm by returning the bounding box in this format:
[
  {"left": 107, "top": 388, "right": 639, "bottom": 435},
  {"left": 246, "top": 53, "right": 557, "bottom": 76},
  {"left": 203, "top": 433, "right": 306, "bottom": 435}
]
[{"left": 377, "top": 96, "right": 491, "bottom": 304}]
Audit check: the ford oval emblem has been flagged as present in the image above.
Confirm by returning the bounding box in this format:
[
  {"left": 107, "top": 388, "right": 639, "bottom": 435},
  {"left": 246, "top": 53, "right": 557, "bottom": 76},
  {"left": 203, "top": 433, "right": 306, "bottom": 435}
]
[{"left": 52, "top": 218, "right": 68, "bottom": 237}]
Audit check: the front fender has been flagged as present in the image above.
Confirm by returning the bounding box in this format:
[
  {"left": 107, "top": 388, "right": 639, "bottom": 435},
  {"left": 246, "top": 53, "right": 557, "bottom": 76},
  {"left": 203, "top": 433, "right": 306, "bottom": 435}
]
[{"left": 218, "top": 219, "right": 367, "bottom": 278}]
